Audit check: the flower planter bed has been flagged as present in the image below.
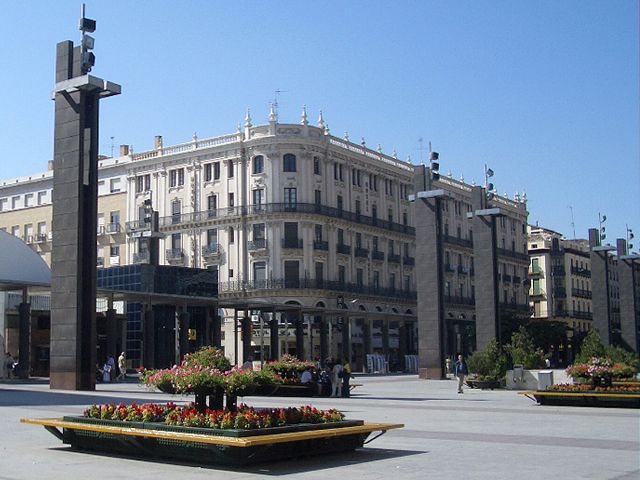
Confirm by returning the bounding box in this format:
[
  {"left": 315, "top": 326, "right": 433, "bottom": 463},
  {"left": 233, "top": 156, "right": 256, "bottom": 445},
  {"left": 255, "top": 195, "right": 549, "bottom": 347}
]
[
  {"left": 520, "top": 391, "right": 640, "bottom": 409},
  {"left": 21, "top": 416, "right": 403, "bottom": 466}
]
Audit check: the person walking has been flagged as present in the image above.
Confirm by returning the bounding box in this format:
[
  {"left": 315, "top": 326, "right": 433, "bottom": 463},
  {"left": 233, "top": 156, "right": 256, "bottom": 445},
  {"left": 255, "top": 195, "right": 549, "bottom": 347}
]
[
  {"left": 454, "top": 354, "right": 468, "bottom": 394},
  {"left": 116, "top": 352, "right": 126, "bottom": 382},
  {"left": 5, "top": 352, "right": 16, "bottom": 379},
  {"left": 341, "top": 360, "right": 352, "bottom": 397},
  {"left": 330, "top": 359, "right": 343, "bottom": 398}
]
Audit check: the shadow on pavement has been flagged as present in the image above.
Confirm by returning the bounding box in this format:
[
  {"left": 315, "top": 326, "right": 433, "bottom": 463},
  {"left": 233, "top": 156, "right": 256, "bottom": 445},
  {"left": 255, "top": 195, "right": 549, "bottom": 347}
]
[
  {"left": 0, "top": 388, "right": 168, "bottom": 408},
  {"left": 46, "top": 445, "right": 427, "bottom": 475}
]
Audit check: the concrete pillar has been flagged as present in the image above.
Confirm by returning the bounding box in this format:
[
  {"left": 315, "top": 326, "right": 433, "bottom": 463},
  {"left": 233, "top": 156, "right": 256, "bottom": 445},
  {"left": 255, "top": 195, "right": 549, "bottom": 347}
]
[
  {"left": 105, "top": 308, "right": 117, "bottom": 361},
  {"left": 412, "top": 165, "right": 447, "bottom": 379},
  {"left": 341, "top": 317, "right": 351, "bottom": 362},
  {"left": 617, "top": 248, "right": 639, "bottom": 352},
  {"left": 17, "top": 299, "right": 31, "bottom": 379},
  {"left": 241, "top": 316, "right": 252, "bottom": 362},
  {"left": 295, "top": 310, "right": 305, "bottom": 360},
  {"left": 179, "top": 308, "right": 190, "bottom": 360},
  {"left": 363, "top": 318, "right": 371, "bottom": 372},
  {"left": 320, "top": 314, "right": 328, "bottom": 363},
  {"left": 270, "top": 313, "right": 279, "bottom": 360},
  {"left": 589, "top": 229, "right": 613, "bottom": 345},
  {"left": 398, "top": 322, "right": 407, "bottom": 371},
  {"left": 142, "top": 306, "right": 155, "bottom": 369}
]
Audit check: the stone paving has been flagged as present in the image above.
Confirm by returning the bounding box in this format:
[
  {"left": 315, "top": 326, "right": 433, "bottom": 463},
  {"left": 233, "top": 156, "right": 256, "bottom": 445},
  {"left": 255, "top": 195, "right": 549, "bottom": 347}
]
[{"left": 0, "top": 375, "right": 638, "bottom": 479}]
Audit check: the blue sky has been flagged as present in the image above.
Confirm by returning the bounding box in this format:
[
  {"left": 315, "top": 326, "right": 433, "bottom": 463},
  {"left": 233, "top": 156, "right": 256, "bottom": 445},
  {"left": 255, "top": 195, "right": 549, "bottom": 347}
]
[{"left": 0, "top": 1, "right": 638, "bottom": 247}]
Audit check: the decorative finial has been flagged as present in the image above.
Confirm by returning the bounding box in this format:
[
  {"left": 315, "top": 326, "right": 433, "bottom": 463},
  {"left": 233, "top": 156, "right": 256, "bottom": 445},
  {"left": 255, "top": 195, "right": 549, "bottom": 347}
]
[
  {"left": 245, "top": 108, "right": 252, "bottom": 128},
  {"left": 237, "top": 123, "right": 242, "bottom": 134},
  {"left": 269, "top": 103, "right": 277, "bottom": 122},
  {"left": 471, "top": 180, "right": 476, "bottom": 186},
  {"left": 460, "top": 174, "right": 465, "bottom": 182},
  {"left": 325, "top": 123, "right": 330, "bottom": 135},
  {"left": 392, "top": 149, "right": 397, "bottom": 159},
  {"left": 344, "top": 131, "right": 349, "bottom": 141},
  {"left": 522, "top": 191, "right": 527, "bottom": 202},
  {"left": 515, "top": 191, "right": 521, "bottom": 202},
  {"left": 407, "top": 155, "right": 412, "bottom": 163},
  {"left": 448, "top": 171, "right": 453, "bottom": 178},
  {"left": 318, "top": 110, "right": 325, "bottom": 128},
  {"left": 192, "top": 132, "right": 198, "bottom": 142},
  {"left": 377, "top": 144, "right": 382, "bottom": 153},
  {"left": 361, "top": 137, "right": 366, "bottom": 147},
  {"left": 301, "top": 105, "right": 308, "bottom": 126}
]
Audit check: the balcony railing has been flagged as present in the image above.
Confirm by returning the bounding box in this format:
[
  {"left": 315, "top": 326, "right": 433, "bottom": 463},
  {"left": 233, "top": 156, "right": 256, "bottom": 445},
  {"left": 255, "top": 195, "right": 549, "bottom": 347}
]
[
  {"left": 248, "top": 239, "right": 267, "bottom": 251},
  {"left": 313, "top": 240, "right": 329, "bottom": 251},
  {"left": 388, "top": 253, "right": 401, "bottom": 264},
  {"left": 282, "top": 238, "right": 303, "bottom": 249},
  {"left": 503, "top": 274, "right": 512, "bottom": 283},
  {"left": 336, "top": 244, "right": 351, "bottom": 255},
  {"left": 528, "top": 266, "right": 543, "bottom": 277},
  {"left": 530, "top": 290, "right": 545, "bottom": 298},
  {"left": 202, "top": 244, "right": 222, "bottom": 257},
  {"left": 572, "top": 310, "right": 593, "bottom": 320},
  {"left": 444, "top": 295, "right": 476, "bottom": 306},
  {"left": 105, "top": 223, "right": 121, "bottom": 234},
  {"left": 354, "top": 247, "right": 369, "bottom": 258},
  {"left": 570, "top": 266, "right": 592, "bottom": 277},
  {"left": 497, "top": 247, "right": 529, "bottom": 262},
  {"left": 218, "top": 278, "right": 417, "bottom": 300},
  {"left": 133, "top": 251, "right": 149, "bottom": 264},
  {"left": 500, "top": 302, "right": 531, "bottom": 313},
  {"left": 513, "top": 276, "right": 521, "bottom": 284},
  {"left": 34, "top": 233, "right": 48, "bottom": 243},
  {"left": 572, "top": 288, "right": 592, "bottom": 299},
  {"left": 372, "top": 250, "right": 385, "bottom": 261},
  {"left": 403, "top": 256, "right": 415, "bottom": 266},
  {"left": 442, "top": 234, "right": 473, "bottom": 249},
  {"left": 165, "top": 248, "right": 185, "bottom": 262},
  {"left": 125, "top": 202, "right": 416, "bottom": 237}
]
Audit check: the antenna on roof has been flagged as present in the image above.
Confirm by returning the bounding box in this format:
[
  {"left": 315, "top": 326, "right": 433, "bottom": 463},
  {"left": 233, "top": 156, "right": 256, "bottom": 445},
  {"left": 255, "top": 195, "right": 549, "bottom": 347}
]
[{"left": 273, "top": 89, "right": 287, "bottom": 118}]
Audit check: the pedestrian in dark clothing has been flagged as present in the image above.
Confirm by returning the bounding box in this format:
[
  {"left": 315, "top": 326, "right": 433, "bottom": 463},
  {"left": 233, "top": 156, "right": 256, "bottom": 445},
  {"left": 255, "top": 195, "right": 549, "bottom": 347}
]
[{"left": 454, "top": 354, "right": 468, "bottom": 394}]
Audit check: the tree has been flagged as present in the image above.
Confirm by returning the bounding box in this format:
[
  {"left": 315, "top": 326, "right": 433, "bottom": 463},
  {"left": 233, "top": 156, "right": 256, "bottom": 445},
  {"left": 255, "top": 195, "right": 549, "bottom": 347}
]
[
  {"left": 466, "top": 339, "right": 507, "bottom": 381},
  {"left": 505, "top": 326, "right": 545, "bottom": 369},
  {"left": 574, "top": 328, "right": 605, "bottom": 364}
]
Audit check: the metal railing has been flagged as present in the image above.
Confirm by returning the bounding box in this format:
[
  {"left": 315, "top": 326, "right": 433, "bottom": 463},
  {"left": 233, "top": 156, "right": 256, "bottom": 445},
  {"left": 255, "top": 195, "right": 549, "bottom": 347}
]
[
  {"left": 444, "top": 295, "right": 476, "bottom": 306},
  {"left": 248, "top": 239, "right": 267, "bottom": 251},
  {"left": 282, "top": 238, "right": 303, "bottom": 249},
  {"left": 403, "top": 256, "right": 415, "bottom": 266},
  {"left": 497, "top": 247, "right": 529, "bottom": 262},
  {"left": 202, "top": 244, "right": 222, "bottom": 256},
  {"left": 442, "top": 234, "right": 473, "bottom": 249},
  {"left": 570, "top": 266, "right": 592, "bottom": 277},
  {"left": 552, "top": 266, "right": 566, "bottom": 276},
  {"left": 133, "top": 251, "right": 149, "bottom": 264},
  {"left": 313, "top": 240, "right": 329, "bottom": 251},
  {"left": 572, "top": 288, "right": 592, "bottom": 299},
  {"left": 553, "top": 287, "right": 567, "bottom": 298},
  {"left": 572, "top": 310, "right": 593, "bottom": 320},
  {"left": 372, "top": 250, "right": 385, "bottom": 261},
  {"left": 336, "top": 244, "right": 351, "bottom": 255},
  {"left": 165, "top": 248, "right": 185, "bottom": 261},
  {"left": 218, "top": 278, "right": 417, "bottom": 300},
  {"left": 388, "top": 253, "right": 401, "bottom": 264},
  {"left": 354, "top": 247, "right": 369, "bottom": 258}
]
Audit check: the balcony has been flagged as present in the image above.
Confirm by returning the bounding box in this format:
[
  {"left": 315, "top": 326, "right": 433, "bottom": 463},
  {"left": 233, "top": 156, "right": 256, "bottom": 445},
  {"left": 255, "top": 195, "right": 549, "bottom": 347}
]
[
  {"left": 572, "top": 310, "right": 593, "bottom": 320},
  {"left": 372, "top": 250, "right": 385, "bottom": 261},
  {"left": 133, "top": 251, "right": 149, "bottom": 264},
  {"left": 513, "top": 276, "right": 521, "bottom": 284},
  {"left": 444, "top": 295, "right": 476, "bottom": 306},
  {"left": 336, "top": 244, "right": 351, "bottom": 255},
  {"left": 248, "top": 239, "right": 267, "bottom": 251},
  {"left": 503, "top": 274, "right": 512, "bottom": 283},
  {"left": 313, "top": 240, "right": 329, "bottom": 251},
  {"left": 442, "top": 234, "right": 473, "bottom": 249},
  {"left": 554, "top": 309, "right": 569, "bottom": 317},
  {"left": 165, "top": 248, "right": 185, "bottom": 264},
  {"left": 218, "top": 278, "right": 417, "bottom": 300},
  {"left": 388, "top": 253, "right": 401, "bottom": 264},
  {"left": 572, "top": 288, "right": 592, "bottom": 299},
  {"left": 552, "top": 265, "right": 566, "bottom": 276},
  {"left": 125, "top": 219, "right": 150, "bottom": 235},
  {"left": 497, "top": 247, "right": 529, "bottom": 263},
  {"left": 403, "top": 256, "right": 415, "bottom": 266},
  {"left": 105, "top": 223, "right": 121, "bottom": 234},
  {"left": 570, "top": 266, "right": 591, "bottom": 277},
  {"left": 500, "top": 302, "right": 531, "bottom": 313},
  {"left": 530, "top": 290, "right": 545, "bottom": 299},
  {"left": 457, "top": 265, "right": 467, "bottom": 274},
  {"left": 354, "top": 247, "right": 369, "bottom": 258},
  {"left": 34, "top": 233, "right": 48, "bottom": 243},
  {"left": 202, "top": 244, "right": 223, "bottom": 262},
  {"left": 528, "top": 266, "right": 544, "bottom": 277},
  {"left": 282, "top": 238, "right": 303, "bottom": 249},
  {"left": 553, "top": 287, "right": 567, "bottom": 298}
]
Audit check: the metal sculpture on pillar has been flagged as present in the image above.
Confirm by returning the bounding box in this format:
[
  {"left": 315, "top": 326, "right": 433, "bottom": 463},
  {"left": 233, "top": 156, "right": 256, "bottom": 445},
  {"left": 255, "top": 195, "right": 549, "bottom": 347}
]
[{"left": 50, "top": 5, "right": 121, "bottom": 390}]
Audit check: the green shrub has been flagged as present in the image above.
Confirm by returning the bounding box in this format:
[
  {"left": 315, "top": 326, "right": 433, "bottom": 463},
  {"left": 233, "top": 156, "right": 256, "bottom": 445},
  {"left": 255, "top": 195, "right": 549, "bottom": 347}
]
[
  {"left": 574, "top": 328, "right": 606, "bottom": 364},
  {"left": 466, "top": 339, "right": 507, "bottom": 381},
  {"left": 604, "top": 346, "right": 640, "bottom": 373},
  {"left": 505, "top": 326, "right": 546, "bottom": 369}
]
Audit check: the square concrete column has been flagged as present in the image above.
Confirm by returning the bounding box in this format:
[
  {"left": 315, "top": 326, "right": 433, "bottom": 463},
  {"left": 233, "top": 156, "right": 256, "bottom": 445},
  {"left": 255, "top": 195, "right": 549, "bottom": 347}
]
[
  {"left": 295, "top": 310, "right": 305, "bottom": 360},
  {"left": 589, "top": 229, "right": 613, "bottom": 345},
  {"left": 617, "top": 241, "right": 639, "bottom": 352},
  {"left": 270, "top": 314, "right": 279, "bottom": 360},
  {"left": 319, "top": 314, "right": 328, "bottom": 362},
  {"left": 17, "top": 300, "right": 31, "bottom": 379},
  {"left": 341, "top": 317, "right": 351, "bottom": 363},
  {"left": 142, "top": 307, "right": 155, "bottom": 369}
]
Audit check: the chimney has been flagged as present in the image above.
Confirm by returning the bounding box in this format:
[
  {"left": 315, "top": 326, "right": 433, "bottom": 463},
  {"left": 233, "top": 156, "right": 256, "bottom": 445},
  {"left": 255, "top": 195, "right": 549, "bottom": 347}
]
[
  {"left": 119, "top": 145, "right": 130, "bottom": 156},
  {"left": 154, "top": 135, "right": 163, "bottom": 150}
]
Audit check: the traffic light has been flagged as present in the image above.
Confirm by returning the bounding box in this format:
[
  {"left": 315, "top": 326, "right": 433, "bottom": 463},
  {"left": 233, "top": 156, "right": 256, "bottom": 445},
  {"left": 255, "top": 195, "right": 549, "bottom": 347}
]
[
  {"left": 430, "top": 152, "right": 440, "bottom": 180},
  {"left": 143, "top": 199, "right": 153, "bottom": 224}
]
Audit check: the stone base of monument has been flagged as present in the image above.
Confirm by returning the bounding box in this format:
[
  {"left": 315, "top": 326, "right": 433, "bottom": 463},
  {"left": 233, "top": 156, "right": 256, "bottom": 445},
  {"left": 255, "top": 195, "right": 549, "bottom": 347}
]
[{"left": 21, "top": 417, "right": 403, "bottom": 466}]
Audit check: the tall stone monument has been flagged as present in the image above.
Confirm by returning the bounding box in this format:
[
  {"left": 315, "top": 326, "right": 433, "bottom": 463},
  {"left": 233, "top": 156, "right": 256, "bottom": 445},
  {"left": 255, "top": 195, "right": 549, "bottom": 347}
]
[{"left": 50, "top": 7, "right": 120, "bottom": 390}]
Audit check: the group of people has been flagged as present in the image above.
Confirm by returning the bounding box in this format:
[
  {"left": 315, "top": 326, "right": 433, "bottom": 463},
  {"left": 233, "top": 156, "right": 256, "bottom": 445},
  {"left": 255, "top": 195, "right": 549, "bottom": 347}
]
[
  {"left": 300, "top": 358, "right": 352, "bottom": 398},
  {"left": 96, "top": 352, "right": 127, "bottom": 383}
]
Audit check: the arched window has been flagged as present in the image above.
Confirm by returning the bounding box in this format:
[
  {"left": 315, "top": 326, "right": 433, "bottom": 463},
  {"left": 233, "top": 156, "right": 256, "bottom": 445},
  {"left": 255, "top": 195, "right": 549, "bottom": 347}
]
[
  {"left": 283, "top": 154, "right": 296, "bottom": 172},
  {"left": 253, "top": 155, "right": 264, "bottom": 174}
]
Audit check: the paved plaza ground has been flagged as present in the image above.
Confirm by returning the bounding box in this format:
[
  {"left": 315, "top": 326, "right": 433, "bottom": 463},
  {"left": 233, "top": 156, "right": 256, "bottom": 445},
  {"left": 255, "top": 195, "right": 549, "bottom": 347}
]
[{"left": 0, "top": 375, "right": 638, "bottom": 479}]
